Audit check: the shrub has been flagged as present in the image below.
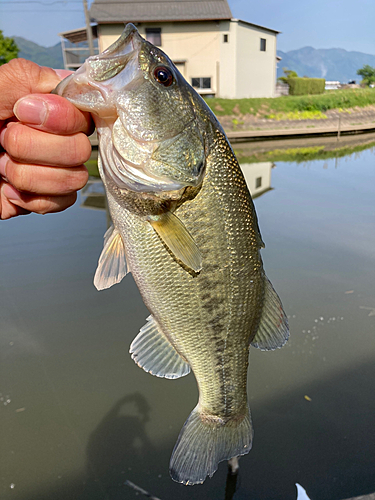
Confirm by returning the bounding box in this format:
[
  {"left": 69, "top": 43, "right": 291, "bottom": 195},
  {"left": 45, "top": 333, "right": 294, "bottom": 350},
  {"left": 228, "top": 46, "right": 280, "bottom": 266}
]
[
  {"left": 0, "top": 30, "right": 19, "bottom": 65},
  {"left": 288, "top": 78, "right": 326, "bottom": 96},
  {"left": 357, "top": 65, "right": 375, "bottom": 86},
  {"left": 278, "top": 68, "right": 298, "bottom": 85}
]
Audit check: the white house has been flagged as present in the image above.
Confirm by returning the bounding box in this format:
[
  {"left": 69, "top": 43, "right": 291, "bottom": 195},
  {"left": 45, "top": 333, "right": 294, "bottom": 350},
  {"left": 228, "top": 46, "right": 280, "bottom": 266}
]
[{"left": 85, "top": 0, "right": 280, "bottom": 98}]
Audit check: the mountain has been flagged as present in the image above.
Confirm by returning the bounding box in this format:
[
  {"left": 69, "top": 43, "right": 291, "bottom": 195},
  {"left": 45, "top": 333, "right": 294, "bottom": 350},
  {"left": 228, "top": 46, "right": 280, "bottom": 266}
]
[
  {"left": 277, "top": 47, "right": 375, "bottom": 83},
  {"left": 13, "top": 36, "right": 64, "bottom": 69},
  {"left": 10, "top": 36, "right": 375, "bottom": 83}
]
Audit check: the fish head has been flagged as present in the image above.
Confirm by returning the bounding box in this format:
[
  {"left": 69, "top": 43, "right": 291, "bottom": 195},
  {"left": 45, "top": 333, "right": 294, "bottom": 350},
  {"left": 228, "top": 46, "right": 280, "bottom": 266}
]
[{"left": 54, "top": 24, "right": 206, "bottom": 196}]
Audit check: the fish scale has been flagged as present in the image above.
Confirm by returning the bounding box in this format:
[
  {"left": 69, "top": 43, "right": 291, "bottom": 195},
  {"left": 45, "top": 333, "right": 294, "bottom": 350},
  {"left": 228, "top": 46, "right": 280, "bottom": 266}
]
[
  {"left": 106, "top": 127, "right": 263, "bottom": 419},
  {"left": 54, "top": 23, "right": 289, "bottom": 485}
]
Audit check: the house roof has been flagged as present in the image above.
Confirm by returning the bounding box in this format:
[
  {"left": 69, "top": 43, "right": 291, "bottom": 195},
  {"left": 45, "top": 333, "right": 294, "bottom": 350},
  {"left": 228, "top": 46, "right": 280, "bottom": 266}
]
[
  {"left": 59, "top": 26, "right": 98, "bottom": 43},
  {"left": 90, "top": 0, "right": 233, "bottom": 24},
  {"left": 236, "top": 19, "right": 280, "bottom": 35}
]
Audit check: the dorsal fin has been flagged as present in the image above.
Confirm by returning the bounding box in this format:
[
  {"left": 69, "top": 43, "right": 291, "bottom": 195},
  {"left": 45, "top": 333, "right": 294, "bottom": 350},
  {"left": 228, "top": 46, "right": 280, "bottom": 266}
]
[
  {"left": 94, "top": 225, "right": 128, "bottom": 290},
  {"left": 130, "top": 316, "right": 190, "bottom": 379},
  {"left": 148, "top": 211, "right": 202, "bottom": 273},
  {"left": 251, "top": 276, "right": 289, "bottom": 350}
]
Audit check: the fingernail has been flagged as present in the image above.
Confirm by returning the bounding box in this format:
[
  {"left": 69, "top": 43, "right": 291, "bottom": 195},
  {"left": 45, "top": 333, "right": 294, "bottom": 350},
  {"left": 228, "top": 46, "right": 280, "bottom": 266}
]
[
  {"left": 0, "top": 123, "right": 17, "bottom": 148},
  {"left": 14, "top": 97, "right": 48, "bottom": 126},
  {"left": 0, "top": 154, "right": 9, "bottom": 180},
  {"left": 2, "top": 183, "right": 22, "bottom": 201}
]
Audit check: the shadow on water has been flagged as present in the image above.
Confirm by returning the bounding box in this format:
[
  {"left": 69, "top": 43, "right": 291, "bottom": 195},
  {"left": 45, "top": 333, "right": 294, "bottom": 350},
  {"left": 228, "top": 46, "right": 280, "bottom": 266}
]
[
  {"left": 86, "top": 393, "right": 153, "bottom": 487},
  {"left": 17, "top": 357, "right": 375, "bottom": 500},
  {"left": 224, "top": 469, "right": 239, "bottom": 500}
]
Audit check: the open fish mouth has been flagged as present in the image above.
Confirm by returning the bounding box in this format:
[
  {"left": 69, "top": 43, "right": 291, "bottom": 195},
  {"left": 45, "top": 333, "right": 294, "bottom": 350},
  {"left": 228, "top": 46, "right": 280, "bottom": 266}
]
[
  {"left": 54, "top": 23, "right": 206, "bottom": 194},
  {"left": 53, "top": 24, "right": 144, "bottom": 117}
]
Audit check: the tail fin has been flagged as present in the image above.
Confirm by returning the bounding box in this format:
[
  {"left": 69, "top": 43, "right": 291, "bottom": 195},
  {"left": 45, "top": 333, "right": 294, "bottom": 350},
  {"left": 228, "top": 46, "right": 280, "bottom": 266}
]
[{"left": 169, "top": 404, "right": 253, "bottom": 485}]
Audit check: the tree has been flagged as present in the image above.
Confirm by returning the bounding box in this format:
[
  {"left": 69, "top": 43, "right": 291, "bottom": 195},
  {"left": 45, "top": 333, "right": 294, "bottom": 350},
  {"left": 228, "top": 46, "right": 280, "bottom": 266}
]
[
  {"left": 0, "top": 31, "right": 19, "bottom": 66},
  {"left": 356, "top": 65, "right": 375, "bottom": 86},
  {"left": 278, "top": 67, "right": 298, "bottom": 85}
]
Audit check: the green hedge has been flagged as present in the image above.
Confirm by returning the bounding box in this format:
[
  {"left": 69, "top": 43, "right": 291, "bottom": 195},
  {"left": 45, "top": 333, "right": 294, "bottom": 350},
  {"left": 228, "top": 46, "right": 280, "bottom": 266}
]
[{"left": 288, "top": 77, "right": 326, "bottom": 96}]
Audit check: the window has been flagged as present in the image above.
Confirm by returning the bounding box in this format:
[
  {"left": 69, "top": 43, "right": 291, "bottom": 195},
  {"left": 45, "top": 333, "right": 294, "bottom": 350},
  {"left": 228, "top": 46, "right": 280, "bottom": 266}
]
[
  {"left": 260, "top": 38, "right": 266, "bottom": 51},
  {"left": 223, "top": 34, "right": 229, "bottom": 43},
  {"left": 146, "top": 28, "right": 161, "bottom": 46},
  {"left": 191, "top": 77, "right": 211, "bottom": 89},
  {"left": 255, "top": 177, "right": 262, "bottom": 189}
]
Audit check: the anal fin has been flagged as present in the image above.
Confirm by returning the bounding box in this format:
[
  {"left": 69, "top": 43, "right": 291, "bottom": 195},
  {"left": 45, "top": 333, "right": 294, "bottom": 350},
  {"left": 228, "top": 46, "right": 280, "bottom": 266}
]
[
  {"left": 94, "top": 225, "right": 128, "bottom": 291},
  {"left": 130, "top": 316, "right": 190, "bottom": 379},
  {"left": 251, "top": 276, "right": 289, "bottom": 350}
]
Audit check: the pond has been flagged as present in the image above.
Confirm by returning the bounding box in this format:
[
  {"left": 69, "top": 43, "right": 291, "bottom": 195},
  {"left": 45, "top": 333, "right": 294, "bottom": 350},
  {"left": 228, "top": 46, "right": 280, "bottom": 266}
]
[{"left": 1, "top": 142, "right": 374, "bottom": 500}]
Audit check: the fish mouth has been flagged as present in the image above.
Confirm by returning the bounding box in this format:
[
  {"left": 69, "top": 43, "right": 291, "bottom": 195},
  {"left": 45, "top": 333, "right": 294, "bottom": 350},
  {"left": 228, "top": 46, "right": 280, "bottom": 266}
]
[
  {"left": 101, "top": 23, "right": 140, "bottom": 57},
  {"left": 53, "top": 24, "right": 205, "bottom": 195},
  {"left": 53, "top": 23, "right": 144, "bottom": 116}
]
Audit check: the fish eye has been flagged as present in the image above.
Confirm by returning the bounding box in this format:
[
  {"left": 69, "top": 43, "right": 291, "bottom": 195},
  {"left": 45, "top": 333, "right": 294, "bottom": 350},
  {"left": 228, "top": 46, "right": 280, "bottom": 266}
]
[{"left": 153, "top": 66, "right": 174, "bottom": 87}]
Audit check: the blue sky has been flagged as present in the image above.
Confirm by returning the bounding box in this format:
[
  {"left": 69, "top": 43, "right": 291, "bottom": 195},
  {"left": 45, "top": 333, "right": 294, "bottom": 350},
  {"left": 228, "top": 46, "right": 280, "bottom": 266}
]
[{"left": 0, "top": 0, "right": 374, "bottom": 54}]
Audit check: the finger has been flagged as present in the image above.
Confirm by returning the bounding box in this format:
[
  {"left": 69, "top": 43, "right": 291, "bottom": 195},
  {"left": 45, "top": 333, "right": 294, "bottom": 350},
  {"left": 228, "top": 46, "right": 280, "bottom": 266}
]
[
  {"left": 1, "top": 182, "right": 77, "bottom": 217},
  {"left": 0, "top": 153, "right": 89, "bottom": 195},
  {"left": 1, "top": 122, "right": 92, "bottom": 167},
  {"left": 0, "top": 180, "right": 30, "bottom": 219},
  {"left": 0, "top": 59, "right": 63, "bottom": 121},
  {"left": 13, "top": 94, "right": 94, "bottom": 136}
]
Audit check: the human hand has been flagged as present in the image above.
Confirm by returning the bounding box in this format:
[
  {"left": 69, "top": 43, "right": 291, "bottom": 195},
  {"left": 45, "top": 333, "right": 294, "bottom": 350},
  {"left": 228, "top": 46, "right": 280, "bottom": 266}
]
[{"left": 0, "top": 58, "right": 94, "bottom": 220}]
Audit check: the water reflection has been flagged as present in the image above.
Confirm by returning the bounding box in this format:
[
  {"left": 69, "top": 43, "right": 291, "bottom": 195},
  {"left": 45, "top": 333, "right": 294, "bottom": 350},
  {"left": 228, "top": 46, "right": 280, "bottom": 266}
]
[
  {"left": 81, "top": 179, "right": 107, "bottom": 212},
  {"left": 240, "top": 161, "right": 275, "bottom": 198},
  {"left": 1, "top": 142, "right": 375, "bottom": 500},
  {"left": 233, "top": 130, "right": 375, "bottom": 165},
  {"left": 224, "top": 469, "right": 239, "bottom": 500},
  {"left": 87, "top": 393, "right": 153, "bottom": 486},
  {"left": 81, "top": 178, "right": 111, "bottom": 228},
  {"left": 80, "top": 161, "right": 276, "bottom": 220}
]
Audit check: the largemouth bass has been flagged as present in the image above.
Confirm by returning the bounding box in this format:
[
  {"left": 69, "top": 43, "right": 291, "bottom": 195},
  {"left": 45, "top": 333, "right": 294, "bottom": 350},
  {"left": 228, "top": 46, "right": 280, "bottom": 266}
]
[{"left": 54, "top": 24, "right": 289, "bottom": 485}]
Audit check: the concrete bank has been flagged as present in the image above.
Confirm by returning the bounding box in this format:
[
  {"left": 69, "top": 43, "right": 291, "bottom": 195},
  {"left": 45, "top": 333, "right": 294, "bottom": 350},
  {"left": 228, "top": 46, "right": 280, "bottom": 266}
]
[
  {"left": 219, "top": 105, "right": 375, "bottom": 142},
  {"left": 89, "top": 121, "right": 375, "bottom": 147},
  {"left": 231, "top": 130, "right": 375, "bottom": 157},
  {"left": 226, "top": 121, "right": 375, "bottom": 142}
]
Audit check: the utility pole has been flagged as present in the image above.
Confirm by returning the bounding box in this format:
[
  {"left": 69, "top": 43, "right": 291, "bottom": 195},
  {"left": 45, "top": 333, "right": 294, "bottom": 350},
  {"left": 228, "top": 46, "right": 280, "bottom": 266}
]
[{"left": 83, "top": 0, "right": 95, "bottom": 56}]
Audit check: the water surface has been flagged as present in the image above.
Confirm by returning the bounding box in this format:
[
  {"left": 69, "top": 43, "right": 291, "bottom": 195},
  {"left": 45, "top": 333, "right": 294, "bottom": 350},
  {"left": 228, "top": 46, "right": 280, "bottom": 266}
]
[{"left": 1, "top": 146, "right": 374, "bottom": 500}]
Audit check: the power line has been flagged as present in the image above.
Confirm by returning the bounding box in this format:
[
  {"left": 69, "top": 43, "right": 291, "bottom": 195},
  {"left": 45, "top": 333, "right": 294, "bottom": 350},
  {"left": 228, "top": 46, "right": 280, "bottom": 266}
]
[
  {"left": 2, "top": 8, "right": 83, "bottom": 11},
  {"left": 2, "top": 9, "right": 83, "bottom": 12},
  {"left": 1, "top": 0, "right": 84, "bottom": 3}
]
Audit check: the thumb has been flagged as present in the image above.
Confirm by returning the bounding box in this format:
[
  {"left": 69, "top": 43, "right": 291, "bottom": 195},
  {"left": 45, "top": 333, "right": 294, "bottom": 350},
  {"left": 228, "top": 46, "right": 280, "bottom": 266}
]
[{"left": 0, "top": 59, "right": 66, "bottom": 121}]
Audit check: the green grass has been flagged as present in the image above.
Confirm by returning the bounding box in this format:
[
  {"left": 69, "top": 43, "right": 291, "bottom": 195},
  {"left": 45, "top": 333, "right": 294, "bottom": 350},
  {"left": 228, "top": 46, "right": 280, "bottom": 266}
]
[
  {"left": 266, "top": 110, "right": 327, "bottom": 120},
  {"left": 234, "top": 141, "right": 375, "bottom": 164},
  {"left": 206, "top": 88, "right": 375, "bottom": 117}
]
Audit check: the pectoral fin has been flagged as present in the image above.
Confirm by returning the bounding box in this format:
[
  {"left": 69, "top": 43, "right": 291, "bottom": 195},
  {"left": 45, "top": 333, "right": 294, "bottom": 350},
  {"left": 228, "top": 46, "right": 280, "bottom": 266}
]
[
  {"left": 130, "top": 316, "right": 190, "bottom": 379},
  {"left": 251, "top": 276, "right": 289, "bottom": 350},
  {"left": 94, "top": 226, "right": 128, "bottom": 290},
  {"left": 149, "top": 211, "right": 202, "bottom": 273}
]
